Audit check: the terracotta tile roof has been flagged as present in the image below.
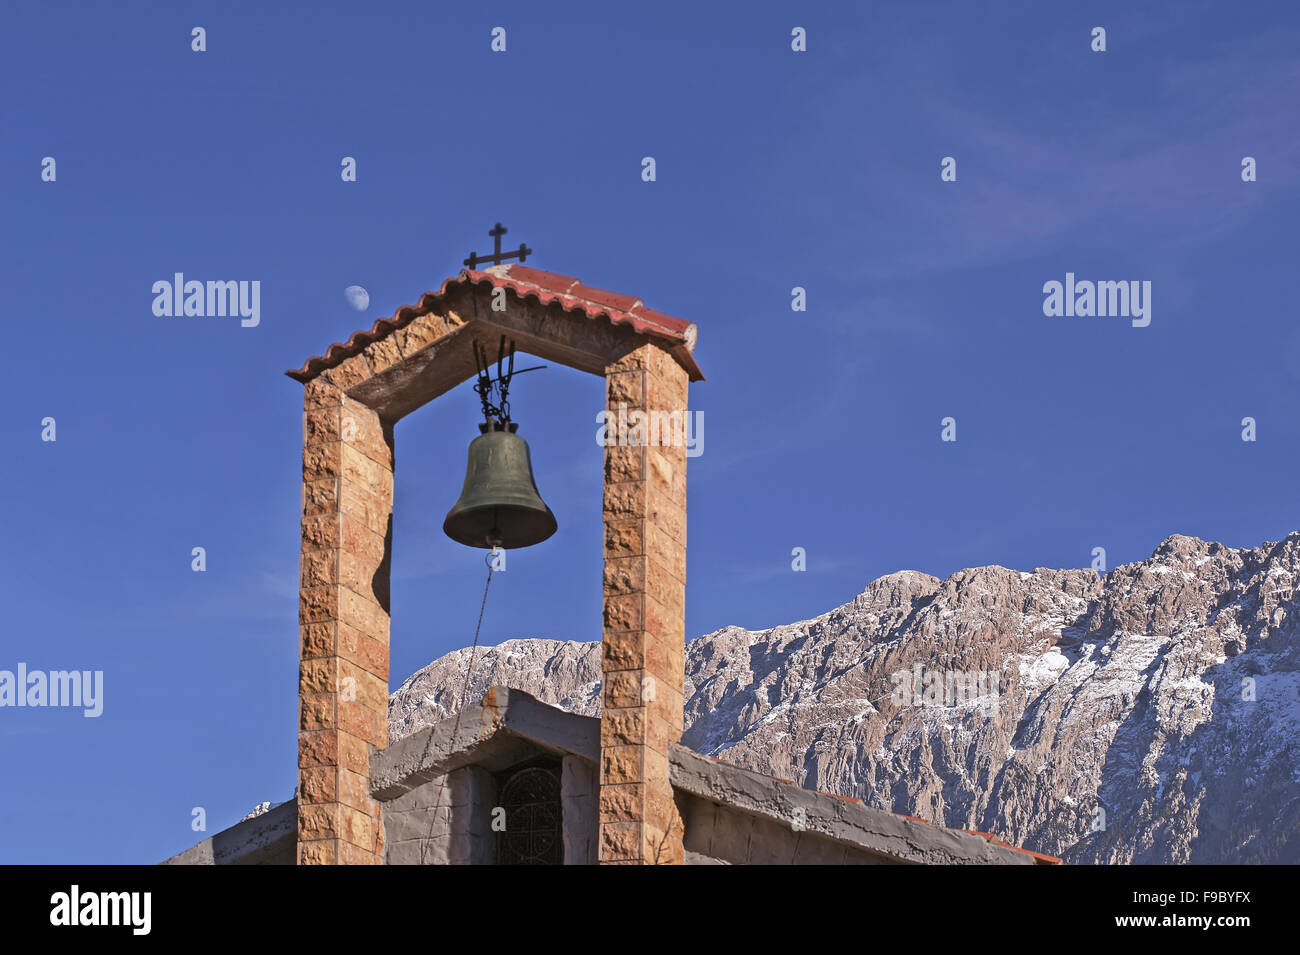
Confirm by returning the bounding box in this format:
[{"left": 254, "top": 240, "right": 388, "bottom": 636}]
[
  {"left": 698, "top": 754, "right": 1061, "bottom": 864},
  {"left": 286, "top": 264, "right": 703, "bottom": 383},
  {"left": 953, "top": 828, "right": 1064, "bottom": 865}
]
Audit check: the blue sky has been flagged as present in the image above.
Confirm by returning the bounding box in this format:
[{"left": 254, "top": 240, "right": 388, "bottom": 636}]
[{"left": 2, "top": 0, "right": 1297, "bottom": 863}]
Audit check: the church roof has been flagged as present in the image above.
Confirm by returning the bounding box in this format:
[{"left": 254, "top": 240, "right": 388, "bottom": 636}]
[
  {"left": 163, "top": 687, "right": 1061, "bottom": 865},
  {"left": 372, "top": 687, "right": 1062, "bottom": 865},
  {"left": 286, "top": 264, "right": 704, "bottom": 384}
]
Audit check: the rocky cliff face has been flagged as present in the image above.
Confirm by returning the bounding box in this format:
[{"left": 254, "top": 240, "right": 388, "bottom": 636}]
[{"left": 389, "top": 531, "right": 1300, "bottom": 864}]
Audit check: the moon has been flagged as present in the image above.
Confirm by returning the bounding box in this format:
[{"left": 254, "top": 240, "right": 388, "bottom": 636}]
[{"left": 344, "top": 285, "right": 370, "bottom": 311}]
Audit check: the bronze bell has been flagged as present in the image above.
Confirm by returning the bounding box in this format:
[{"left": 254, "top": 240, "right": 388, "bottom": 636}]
[{"left": 443, "top": 420, "right": 557, "bottom": 549}]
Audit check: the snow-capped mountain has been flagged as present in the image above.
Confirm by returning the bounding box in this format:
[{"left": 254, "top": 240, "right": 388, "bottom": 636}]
[{"left": 389, "top": 531, "right": 1300, "bottom": 863}]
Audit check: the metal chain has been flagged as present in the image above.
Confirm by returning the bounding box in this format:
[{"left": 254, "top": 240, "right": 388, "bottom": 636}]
[{"left": 471, "top": 336, "right": 545, "bottom": 426}]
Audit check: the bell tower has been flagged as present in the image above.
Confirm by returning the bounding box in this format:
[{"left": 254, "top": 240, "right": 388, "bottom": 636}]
[{"left": 287, "top": 255, "right": 702, "bottom": 865}]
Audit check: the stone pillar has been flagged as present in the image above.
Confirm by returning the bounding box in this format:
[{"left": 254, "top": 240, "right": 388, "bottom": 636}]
[
  {"left": 561, "top": 755, "right": 599, "bottom": 864},
  {"left": 600, "top": 343, "right": 689, "bottom": 864},
  {"left": 297, "top": 368, "right": 394, "bottom": 865}
]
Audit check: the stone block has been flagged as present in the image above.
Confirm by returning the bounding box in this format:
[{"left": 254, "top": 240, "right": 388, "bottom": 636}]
[
  {"left": 647, "top": 564, "right": 685, "bottom": 619},
  {"left": 600, "top": 821, "right": 641, "bottom": 863},
  {"left": 339, "top": 586, "right": 389, "bottom": 640},
  {"left": 646, "top": 445, "right": 675, "bottom": 497},
  {"left": 606, "top": 370, "right": 644, "bottom": 407},
  {"left": 602, "top": 594, "right": 643, "bottom": 633},
  {"left": 602, "top": 670, "right": 642, "bottom": 709},
  {"left": 604, "top": 445, "right": 644, "bottom": 484},
  {"left": 646, "top": 522, "right": 685, "bottom": 584},
  {"left": 298, "top": 840, "right": 336, "bottom": 865},
  {"left": 602, "top": 744, "right": 642, "bottom": 786},
  {"left": 600, "top": 707, "right": 645, "bottom": 747},
  {"left": 299, "top": 803, "right": 339, "bottom": 841},
  {"left": 599, "top": 782, "right": 643, "bottom": 823},
  {"left": 341, "top": 398, "right": 394, "bottom": 471},
  {"left": 302, "top": 445, "right": 342, "bottom": 483},
  {"left": 299, "top": 692, "right": 336, "bottom": 732},
  {"left": 339, "top": 804, "right": 376, "bottom": 851},
  {"left": 645, "top": 366, "right": 688, "bottom": 411},
  {"left": 342, "top": 444, "right": 390, "bottom": 496},
  {"left": 643, "top": 345, "right": 685, "bottom": 385},
  {"left": 642, "top": 823, "right": 673, "bottom": 864},
  {"left": 320, "top": 353, "right": 373, "bottom": 391},
  {"left": 304, "top": 378, "right": 344, "bottom": 410},
  {"left": 645, "top": 594, "right": 686, "bottom": 643},
  {"left": 645, "top": 776, "right": 679, "bottom": 834},
  {"left": 337, "top": 730, "right": 370, "bottom": 777},
  {"left": 603, "top": 482, "right": 647, "bottom": 521},
  {"left": 301, "top": 478, "right": 339, "bottom": 518},
  {"left": 338, "top": 659, "right": 388, "bottom": 713},
  {"left": 299, "top": 657, "right": 337, "bottom": 695},
  {"left": 603, "top": 555, "right": 647, "bottom": 596},
  {"left": 648, "top": 683, "right": 684, "bottom": 733},
  {"left": 603, "top": 520, "right": 644, "bottom": 559},
  {"left": 363, "top": 335, "right": 403, "bottom": 375},
  {"left": 300, "top": 514, "right": 341, "bottom": 552},
  {"left": 298, "top": 586, "right": 336, "bottom": 626},
  {"left": 648, "top": 486, "right": 686, "bottom": 545},
  {"left": 341, "top": 514, "right": 386, "bottom": 569},
  {"left": 601, "top": 629, "right": 646, "bottom": 672},
  {"left": 337, "top": 549, "right": 375, "bottom": 600},
  {"left": 300, "top": 550, "right": 337, "bottom": 590},
  {"left": 303, "top": 408, "right": 341, "bottom": 447},
  {"left": 332, "top": 660, "right": 382, "bottom": 712},
  {"left": 340, "top": 483, "right": 389, "bottom": 538},
  {"left": 298, "top": 729, "right": 337, "bottom": 769},
  {"left": 338, "top": 698, "right": 385, "bottom": 745},
  {"left": 393, "top": 311, "right": 449, "bottom": 357},
  {"left": 338, "top": 622, "right": 389, "bottom": 679},
  {"left": 299, "top": 622, "right": 335, "bottom": 660},
  {"left": 300, "top": 766, "right": 337, "bottom": 804},
  {"left": 337, "top": 840, "right": 380, "bottom": 865}
]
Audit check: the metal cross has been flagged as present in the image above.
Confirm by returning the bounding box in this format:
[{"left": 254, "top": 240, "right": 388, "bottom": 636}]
[{"left": 463, "top": 222, "right": 532, "bottom": 269}]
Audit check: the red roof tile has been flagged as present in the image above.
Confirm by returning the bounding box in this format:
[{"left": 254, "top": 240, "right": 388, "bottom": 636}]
[
  {"left": 955, "top": 828, "right": 1063, "bottom": 865},
  {"left": 286, "top": 265, "right": 703, "bottom": 383}
]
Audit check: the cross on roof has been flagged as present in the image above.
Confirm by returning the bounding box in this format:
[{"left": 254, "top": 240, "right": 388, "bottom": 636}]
[{"left": 463, "top": 222, "right": 532, "bottom": 270}]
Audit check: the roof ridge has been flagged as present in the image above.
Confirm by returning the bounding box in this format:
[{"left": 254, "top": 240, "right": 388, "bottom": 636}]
[{"left": 286, "top": 267, "right": 703, "bottom": 383}]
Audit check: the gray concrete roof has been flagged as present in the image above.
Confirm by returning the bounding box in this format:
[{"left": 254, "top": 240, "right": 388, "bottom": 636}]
[
  {"left": 371, "top": 685, "right": 598, "bottom": 800},
  {"left": 160, "top": 686, "right": 1058, "bottom": 865},
  {"left": 160, "top": 799, "right": 295, "bottom": 865},
  {"left": 372, "top": 687, "right": 1055, "bottom": 864},
  {"left": 670, "top": 744, "right": 1051, "bottom": 865}
]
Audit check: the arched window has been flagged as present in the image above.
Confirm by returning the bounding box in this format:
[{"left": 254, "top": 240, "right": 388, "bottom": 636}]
[{"left": 494, "top": 760, "right": 562, "bottom": 865}]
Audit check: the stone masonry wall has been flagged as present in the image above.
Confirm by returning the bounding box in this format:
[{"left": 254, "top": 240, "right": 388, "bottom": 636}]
[
  {"left": 599, "top": 343, "right": 689, "bottom": 864},
  {"left": 297, "top": 371, "right": 395, "bottom": 865}
]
